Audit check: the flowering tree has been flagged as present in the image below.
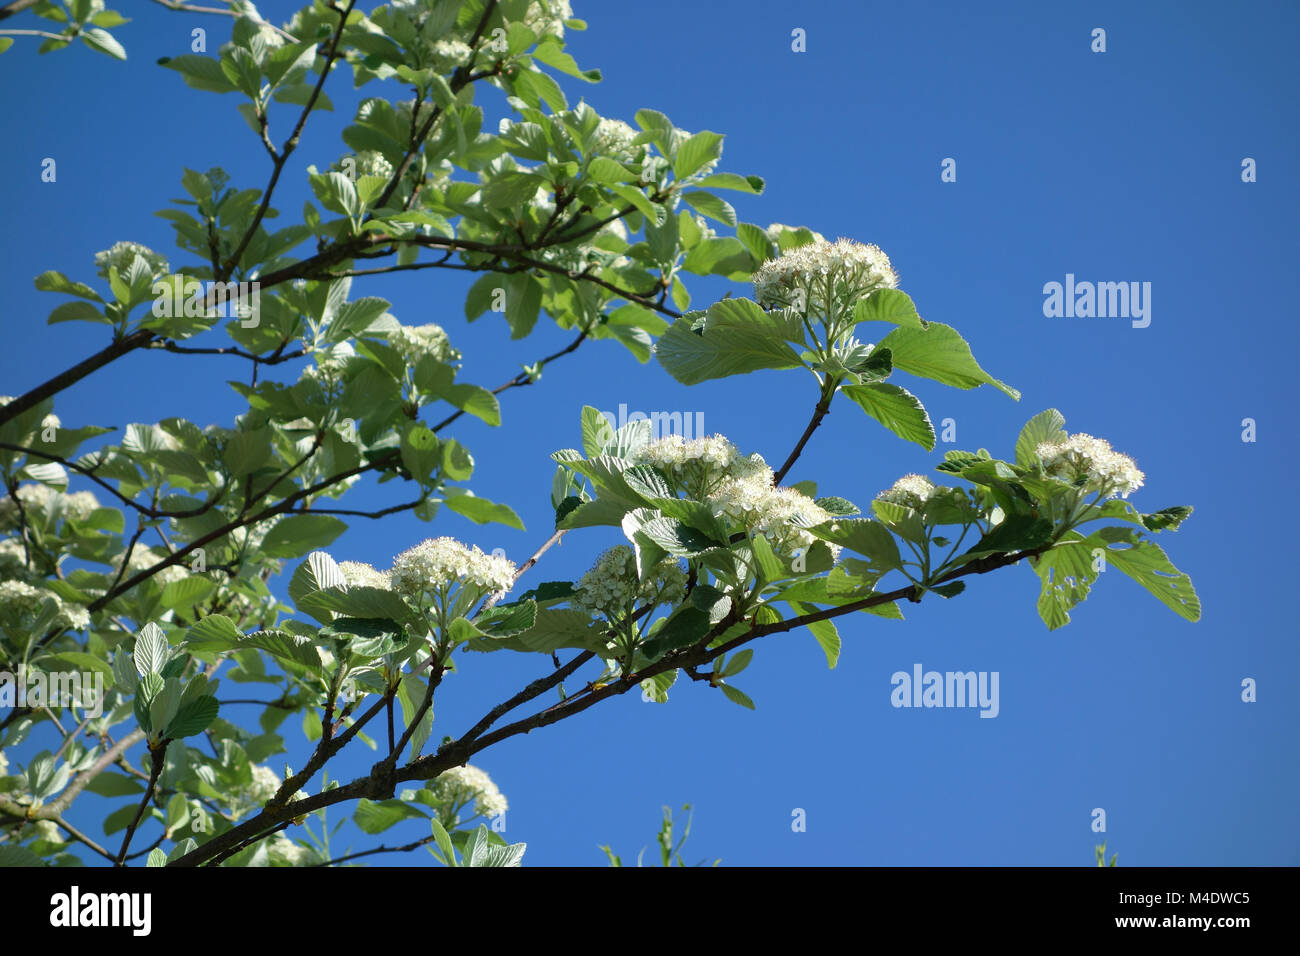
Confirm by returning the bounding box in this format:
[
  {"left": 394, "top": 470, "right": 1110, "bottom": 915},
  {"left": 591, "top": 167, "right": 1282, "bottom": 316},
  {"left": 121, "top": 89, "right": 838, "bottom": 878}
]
[{"left": 0, "top": 0, "right": 1200, "bottom": 868}]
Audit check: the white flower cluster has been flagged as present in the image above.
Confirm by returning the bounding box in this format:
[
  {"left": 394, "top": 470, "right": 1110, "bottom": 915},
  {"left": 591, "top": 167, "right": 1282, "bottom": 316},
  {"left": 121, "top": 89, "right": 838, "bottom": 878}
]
[
  {"left": 707, "top": 471, "right": 837, "bottom": 557},
  {"left": 521, "top": 0, "right": 572, "bottom": 39},
  {"left": 226, "top": 763, "right": 282, "bottom": 819},
  {"left": 301, "top": 343, "right": 355, "bottom": 389},
  {"left": 752, "top": 237, "right": 898, "bottom": 316},
  {"left": 266, "top": 834, "right": 321, "bottom": 867},
  {"left": 112, "top": 546, "right": 190, "bottom": 588},
  {"left": 633, "top": 434, "right": 767, "bottom": 498},
  {"left": 0, "top": 536, "right": 32, "bottom": 579},
  {"left": 430, "top": 37, "right": 475, "bottom": 73},
  {"left": 249, "top": 764, "right": 281, "bottom": 803},
  {"left": 390, "top": 537, "right": 516, "bottom": 597},
  {"left": 590, "top": 117, "right": 639, "bottom": 162},
  {"left": 0, "top": 484, "right": 100, "bottom": 528},
  {"left": 0, "top": 751, "right": 8, "bottom": 776},
  {"left": 876, "top": 473, "right": 938, "bottom": 510},
  {"left": 571, "top": 545, "right": 686, "bottom": 620},
  {"left": 0, "top": 579, "right": 90, "bottom": 632},
  {"left": 93, "top": 241, "right": 169, "bottom": 280},
  {"left": 1037, "top": 433, "right": 1145, "bottom": 499},
  {"left": 349, "top": 149, "right": 395, "bottom": 181},
  {"left": 430, "top": 764, "right": 509, "bottom": 819},
  {"left": 338, "top": 561, "right": 392, "bottom": 591},
  {"left": 388, "top": 323, "right": 459, "bottom": 369}
]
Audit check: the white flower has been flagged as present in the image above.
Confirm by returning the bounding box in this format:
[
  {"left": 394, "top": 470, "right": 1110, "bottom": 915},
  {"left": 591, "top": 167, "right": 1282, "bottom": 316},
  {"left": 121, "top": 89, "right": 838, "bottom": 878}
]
[
  {"left": 572, "top": 545, "right": 686, "bottom": 620},
  {"left": 390, "top": 537, "right": 516, "bottom": 597},
  {"left": 338, "top": 561, "right": 392, "bottom": 591},
  {"left": 876, "top": 473, "right": 938, "bottom": 510},
  {"left": 93, "top": 241, "right": 169, "bottom": 280},
  {"left": 0, "top": 751, "right": 8, "bottom": 776},
  {"left": 633, "top": 434, "right": 766, "bottom": 498},
  {"left": 0, "top": 536, "right": 33, "bottom": 579},
  {"left": 590, "top": 117, "right": 639, "bottom": 162},
  {"left": 267, "top": 834, "right": 321, "bottom": 867},
  {"left": 111, "top": 546, "right": 190, "bottom": 587},
  {"left": 522, "top": 0, "right": 571, "bottom": 39},
  {"left": 249, "top": 765, "right": 281, "bottom": 803},
  {"left": 0, "top": 579, "right": 90, "bottom": 632},
  {"left": 0, "top": 485, "right": 100, "bottom": 528},
  {"left": 707, "top": 471, "right": 836, "bottom": 557},
  {"left": 1037, "top": 433, "right": 1145, "bottom": 499},
  {"left": 387, "top": 323, "right": 459, "bottom": 368},
  {"left": 752, "top": 237, "right": 898, "bottom": 318},
  {"left": 344, "top": 150, "right": 394, "bottom": 181},
  {"left": 430, "top": 764, "right": 508, "bottom": 819},
  {"left": 430, "top": 38, "right": 474, "bottom": 73}
]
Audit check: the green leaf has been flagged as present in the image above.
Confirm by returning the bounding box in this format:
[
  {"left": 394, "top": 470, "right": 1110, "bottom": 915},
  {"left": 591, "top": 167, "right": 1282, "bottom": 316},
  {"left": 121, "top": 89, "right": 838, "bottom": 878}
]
[
  {"left": 1014, "top": 409, "right": 1068, "bottom": 467},
  {"left": 580, "top": 405, "right": 615, "bottom": 457},
  {"left": 160, "top": 53, "right": 237, "bottom": 93},
  {"left": 587, "top": 157, "right": 637, "bottom": 183},
  {"left": 354, "top": 798, "right": 427, "bottom": 834},
  {"left": 852, "top": 288, "right": 926, "bottom": 329},
  {"left": 430, "top": 817, "right": 457, "bottom": 866},
  {"left": 680, "top": 237, "right": 754, "bottom": 276},
  {"left": 287, "top": 551, "right": 346, "bottom": 614},
  {"left": 504, "top": 273, "right": 543, "bottom": 339},
  {"left": 787, "top": 599, "right": 840, "bottom": 668},
  {"left": 878, "top": 322, "right": 1019, "bottom": 399},
  {"left": 321, "top": 617, "right": 403, "bottom": 661},
  {"left": 963, "top": 516, "right": 1054, "bottom": 561},
  {"left": 400, "top": 422, "right": 441, "bottom": 485},
  {"left": 1098, "top": 530, "right": 1201, "bottom": 622},
  {"left": 34, "top": 270, "right": 103, "bottom": 301},
  {"left": 842, "top": 383, "right": 936, "bottom": 450},
  {"left": 222, "top": 428, "right": 273, "bottom": 477},
  {"left": 655, "top": 299, "right": 803, "bottom": 385},
  {"left": 46, "top": 300, "right": 109, "bottom": 325},
  {"left": 165, "top": 695, "right": 219, "bottom": 738},
  {"left": 1032, "top": 534, "right": 1101, "bottom": 630},
  {"left": 694, "top": 172, "right": 764, "bottom": 194},
  {"left": 84, "top": 772, "right": 144, "bottom": 798},
  {"left": 718, "top": 683, "right": 755, "bottom": 709},
  {"left": 1139, "top": 506, "right": 1194, "bottom": 533},
  {"left": 529, "top": 37, "right": 600, "bottom": 81},
  {"left": 81, "top": 27, "right": 126, "bottom": 60},
  {"left": 0, "top": 846, "right": 45, "bottom": 867},
  {"left": 673, "top": 131, "right": 724, "bottom": 179},
  {"left": 160, "top": 574, "right": 216, "bottom": 610},
  {"left": 811, "top": 519, "right": 901, "bottom": 573},
  {"left": 639, "top": 668, "right": 678, "bottom": 703},
  {"left": 681, "top": 190, "right": 736, "bottom": 227},
  {"left": 440, "top": 438, "right": 474, "bottom": 481},
  {"left": 260, "top": 514, "right": 348, "bottom": 559},
  {"left": 133, "top": 622, "right": 170, "bottom": 677},
  {"left": 443, "top": 490, "right": 525, "bottom": 530}
]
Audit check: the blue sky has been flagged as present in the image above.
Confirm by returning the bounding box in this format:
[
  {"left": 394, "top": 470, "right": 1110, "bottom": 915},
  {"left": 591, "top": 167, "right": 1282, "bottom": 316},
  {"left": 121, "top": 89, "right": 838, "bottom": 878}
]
[{"left": 2, "top": 0, "right": 1297, "bottom": 866}]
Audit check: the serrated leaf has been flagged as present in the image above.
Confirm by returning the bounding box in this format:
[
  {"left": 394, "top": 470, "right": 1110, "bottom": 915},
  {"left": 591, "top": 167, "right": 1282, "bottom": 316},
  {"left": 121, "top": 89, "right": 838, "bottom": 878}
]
[
  {"left": 842, "top": 383, "right": 936, "bottom": 450},
  {"left": 878, "top": 322, "right": 1019, "bottom": 399}
]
